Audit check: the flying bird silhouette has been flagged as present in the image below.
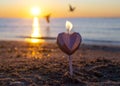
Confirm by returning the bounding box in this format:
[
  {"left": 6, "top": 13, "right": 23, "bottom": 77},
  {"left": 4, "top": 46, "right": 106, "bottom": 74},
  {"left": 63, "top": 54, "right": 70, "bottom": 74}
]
[
  {"left": 44, "top": 14, "right": 51, "bottom": 23},
  {"left": 69, "top": 4, "right": 76, "bottom": 12}
]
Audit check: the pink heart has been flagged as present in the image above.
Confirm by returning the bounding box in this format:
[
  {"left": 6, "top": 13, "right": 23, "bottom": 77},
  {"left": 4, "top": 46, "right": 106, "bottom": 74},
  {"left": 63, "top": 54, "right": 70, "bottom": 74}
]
[{"left": 57, "top": 32, "right": 82, "bottom": 55}]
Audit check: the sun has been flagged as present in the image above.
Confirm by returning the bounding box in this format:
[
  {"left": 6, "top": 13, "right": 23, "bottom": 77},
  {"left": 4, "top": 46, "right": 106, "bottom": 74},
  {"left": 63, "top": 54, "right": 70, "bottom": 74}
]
[{"left": 31, "top": 7, "right": 41, "bottom": 16}]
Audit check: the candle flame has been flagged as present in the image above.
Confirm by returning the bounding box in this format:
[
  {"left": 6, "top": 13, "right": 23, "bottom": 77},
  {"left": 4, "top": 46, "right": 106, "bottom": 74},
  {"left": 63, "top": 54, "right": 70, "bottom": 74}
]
[{"left": 66, "top": 21, "right": 73, "bottom": 33}]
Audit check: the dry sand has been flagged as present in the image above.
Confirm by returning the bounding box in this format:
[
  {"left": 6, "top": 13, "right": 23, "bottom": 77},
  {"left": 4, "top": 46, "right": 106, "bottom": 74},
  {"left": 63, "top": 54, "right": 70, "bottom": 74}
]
[{"left": 0, "top": 41, "right": 120, "bottom": 86}]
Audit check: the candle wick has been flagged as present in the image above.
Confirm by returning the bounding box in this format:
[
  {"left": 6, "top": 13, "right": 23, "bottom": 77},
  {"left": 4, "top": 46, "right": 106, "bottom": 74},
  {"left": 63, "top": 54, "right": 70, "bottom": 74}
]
[{"left": 67, "top": 28, "right": 69, "bottom": 34}]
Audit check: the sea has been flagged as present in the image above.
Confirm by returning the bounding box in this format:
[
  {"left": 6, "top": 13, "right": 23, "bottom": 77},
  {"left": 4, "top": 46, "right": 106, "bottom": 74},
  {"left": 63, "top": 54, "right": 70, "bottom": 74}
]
[{"left": 0, "top": 18, "right": 120, "bottom": 46}]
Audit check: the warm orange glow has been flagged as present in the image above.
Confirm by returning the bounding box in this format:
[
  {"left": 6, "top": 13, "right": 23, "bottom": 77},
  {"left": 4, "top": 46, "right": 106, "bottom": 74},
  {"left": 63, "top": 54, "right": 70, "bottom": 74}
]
[
  {"left": 0, "top": 0, "right": 120, "bottom": 18},
  {"left": 26, "top": 17, "right": 44, "bottom": 43},
  {"left": 31, "top": 7, "right": 41, "bottom": 16}
]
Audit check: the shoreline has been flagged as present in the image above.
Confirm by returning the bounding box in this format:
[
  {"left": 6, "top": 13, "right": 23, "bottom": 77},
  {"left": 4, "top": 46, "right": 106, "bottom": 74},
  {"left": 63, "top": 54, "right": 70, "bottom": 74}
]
[
  {"left": 1, "top": 39, "right": 120, "bottom": 47},
  {"left": 1, "top": 38, "right": 120, "bottom": 47},
  {"left": 0, "top": 40, "right": 120, "bottom": 86}
]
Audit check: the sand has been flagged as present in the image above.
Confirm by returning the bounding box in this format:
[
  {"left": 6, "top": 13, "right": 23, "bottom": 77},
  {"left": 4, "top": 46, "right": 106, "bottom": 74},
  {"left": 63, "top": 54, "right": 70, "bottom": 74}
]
[{"left": 0, "top": 41, "right": 120, "bottom": 86}]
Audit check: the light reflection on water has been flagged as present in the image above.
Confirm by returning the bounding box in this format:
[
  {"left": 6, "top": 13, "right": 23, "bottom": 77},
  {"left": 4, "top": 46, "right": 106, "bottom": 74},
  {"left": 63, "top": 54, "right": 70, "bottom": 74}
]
[{"left": 26, "top": 17, "right": 44, "bottom": 43}]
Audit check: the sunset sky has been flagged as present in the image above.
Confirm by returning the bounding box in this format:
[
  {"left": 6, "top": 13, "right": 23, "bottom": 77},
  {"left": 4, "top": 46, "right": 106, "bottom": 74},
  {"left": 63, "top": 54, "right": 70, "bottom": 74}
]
[{"left": 0, "top": 0, "right": 120, "bottom": 18}]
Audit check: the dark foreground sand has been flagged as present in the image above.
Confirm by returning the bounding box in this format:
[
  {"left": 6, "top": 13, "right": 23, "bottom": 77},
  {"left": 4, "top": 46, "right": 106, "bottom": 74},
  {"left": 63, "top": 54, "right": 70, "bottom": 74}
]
[{"left": 0, "top": 41, "right": 120, "bottom": 86}]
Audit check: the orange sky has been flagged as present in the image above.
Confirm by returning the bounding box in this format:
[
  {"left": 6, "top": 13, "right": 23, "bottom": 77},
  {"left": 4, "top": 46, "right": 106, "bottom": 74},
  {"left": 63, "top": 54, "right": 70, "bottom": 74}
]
[{"left": 0, "top": 0, "right": 120, "bottom": 18}]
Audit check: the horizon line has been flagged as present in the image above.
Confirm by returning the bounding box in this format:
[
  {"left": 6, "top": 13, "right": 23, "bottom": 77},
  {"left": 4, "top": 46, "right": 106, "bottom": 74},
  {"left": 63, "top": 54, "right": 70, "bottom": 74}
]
[{"left": 0, "top": 16, "right": 120, "bottom": 19}]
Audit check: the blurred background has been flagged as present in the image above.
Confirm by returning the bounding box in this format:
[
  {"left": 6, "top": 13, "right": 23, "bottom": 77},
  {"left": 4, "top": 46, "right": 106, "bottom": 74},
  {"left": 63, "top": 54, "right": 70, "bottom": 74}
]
[{"left": 0, "top": 0, "right": 120, "bottom": 45}]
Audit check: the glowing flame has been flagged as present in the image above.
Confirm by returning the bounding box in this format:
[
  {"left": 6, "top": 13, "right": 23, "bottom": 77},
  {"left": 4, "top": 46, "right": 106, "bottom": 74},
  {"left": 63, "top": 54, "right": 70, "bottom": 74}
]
[{"left": 66, "top": 21, "right": 73, "bottom": 33}]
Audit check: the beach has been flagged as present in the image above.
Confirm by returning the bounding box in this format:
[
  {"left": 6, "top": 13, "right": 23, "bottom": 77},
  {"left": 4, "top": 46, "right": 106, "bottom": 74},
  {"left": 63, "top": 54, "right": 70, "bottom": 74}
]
[
  {"left": 0, "top": 0, "right": 120, "bottom": 85},
  {"left": 0, "top": 41, "right": 120, "bottom": 86}
]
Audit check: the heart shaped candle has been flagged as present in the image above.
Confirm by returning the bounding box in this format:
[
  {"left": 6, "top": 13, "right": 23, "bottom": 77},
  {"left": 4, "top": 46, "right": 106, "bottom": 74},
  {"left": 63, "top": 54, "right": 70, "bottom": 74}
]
[
  {"left": 57, "top": 32, "right": 82, "bottom": 55},
  {"left": 57, "top": 21, "right": 82, "bottom": 76}
]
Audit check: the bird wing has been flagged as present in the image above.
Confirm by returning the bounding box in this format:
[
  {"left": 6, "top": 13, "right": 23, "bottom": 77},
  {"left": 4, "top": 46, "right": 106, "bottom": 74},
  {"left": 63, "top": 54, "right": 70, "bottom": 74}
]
[
  {"left": 69, "top": 4, "right": 72, "bottom": 11},
  {"left": 69, "top": 4, "right": 76, "bottom": 11}
]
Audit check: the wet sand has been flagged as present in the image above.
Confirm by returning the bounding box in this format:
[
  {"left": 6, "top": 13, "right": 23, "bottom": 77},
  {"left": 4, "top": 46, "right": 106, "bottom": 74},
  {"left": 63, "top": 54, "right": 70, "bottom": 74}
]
[{"left": 0, "top": 41, "right": 120, "bottom": 86}]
